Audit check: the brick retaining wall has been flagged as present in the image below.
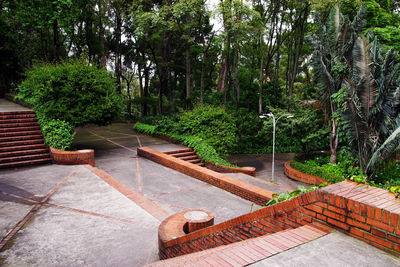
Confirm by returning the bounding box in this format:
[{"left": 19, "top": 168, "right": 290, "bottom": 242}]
[
  {"left": 284, "top": 161, "right": 327, "bottom": 185},
  {"left": 138, "top": 147, "right": 274, "bottom": 205},
  {"left": 159, "top": 181, "right": 400, "bottom": 259}
]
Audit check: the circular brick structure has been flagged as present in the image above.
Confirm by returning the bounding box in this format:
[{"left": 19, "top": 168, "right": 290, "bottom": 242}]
[
  {"left": 184, "top": 210, "right": 214, "bottom": 233},
  {"left": 158, "top": 209, "right": 214, "bottom": 259}
]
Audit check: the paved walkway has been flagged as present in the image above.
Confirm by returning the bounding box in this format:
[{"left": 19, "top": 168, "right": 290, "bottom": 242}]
[
  {"left": 1, "top": 118, "right": 399, "bottom": 266},
  {"left": 227, "top": 153, "right": 309, "bottom": 190},
  {"left": 0, "top": 99, "right": 31, "bottom": 112}
]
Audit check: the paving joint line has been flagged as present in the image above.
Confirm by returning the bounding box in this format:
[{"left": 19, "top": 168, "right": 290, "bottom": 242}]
[
  {"left": 0, "top": 166, "right": 79, "bottom": 251},
  {"left": 44, "top": 203, "right": 157, "bottom": 230}
]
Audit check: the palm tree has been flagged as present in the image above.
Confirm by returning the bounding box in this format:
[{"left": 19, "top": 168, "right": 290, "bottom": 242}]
[
  {"left": 314, "top": 5, "right": 400, "bottom": 174},
  {"left": 342, "top": 35, "right": 400, "bottom": 172}
]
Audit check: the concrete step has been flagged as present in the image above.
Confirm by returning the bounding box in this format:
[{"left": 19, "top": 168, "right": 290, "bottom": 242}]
[
  {"left": 0, "top": 157, "right": 52, "bottom": 169},
  {"left": 0, "top": 126, "right": 41, "bottom": 133},
  {"left": 0, "top": 134, "right": 43, "bottom": 143},
  {"left": 0, "top": 148, "right": 49, "bottom": 158},
  {"left": 0, "top": 118, "right": 38, "bottom": 124},
  {"left": 148, "top": 223, "right": 334, "bottom": 267},
  {"left": 0, "top": 139, "right": 45, "bottom": 148},
  {"left": 0, "top": 144, "right": 47, "bottom": 153},
  {"left": 0, "top": 153, "right": 51, "bottom": 163},
  {"left": 0, "top": 130, "right": 43, "bottom": 138},
  {"left": 0, "top": 122, "right": 39, "bottom": 128},
  {"left": 0, "top": 113, "right": 36, "bottom": 120}
]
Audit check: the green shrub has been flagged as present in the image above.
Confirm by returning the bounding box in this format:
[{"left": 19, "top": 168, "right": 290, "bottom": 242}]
[
  {"left": 17, "top": 61, "right": 122, "bottom": 127},
  {"left": 41, "top": 119, "right": 75, "bottom": 150},
  {"left": 133, "top": 122, "right": 236, "bottom": 167},
  {"left": 133, "top": 122, "right": 156, "bottom": 135},
  {"left": 173, "top": 105, "right": 237, "bottom": 156}
]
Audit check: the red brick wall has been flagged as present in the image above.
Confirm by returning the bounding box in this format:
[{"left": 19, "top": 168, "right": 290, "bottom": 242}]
[
  {"left": 159, "top": 181, "right": 400, "bottom": 259},
  {"left": 50, "top": 147, "right": 95, "bottom": 166},
  {"left": 138, "top": 147, "right": 274, "bottom": 205},
  {"left": 284, "top": 161, "right": 327, "bottom": 185}
]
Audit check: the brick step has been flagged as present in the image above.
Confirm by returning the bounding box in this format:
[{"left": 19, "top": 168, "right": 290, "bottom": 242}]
[
  {"left": 0, "top": 118, "right": 38, "bottom": 124},
  {"left": 0, "top": 122, "right": 39, "bottom": 128},
  {"left": 0, "top": 130, "right": 43, "bottom": 138},
  {"left": 0, "top": 114, "right": 36, "bottom": 120},
  {"left": 179, "top": 155, "right": 199, "bottom": 160},
  {"left": 164, "top": 148, "right": 194, "bottom": 155},
  {"left": 0, "top": 157, "right": 51, "bottom": 169},
  {"left": 170, "top": 151, "right": 197, "bottom": 157},
  {"left": 148, "top": 223, "right": 334, "bottom": 267},
  {"left": 0, "top": 111, "right": 35, "bottom": 116},
  {"left": 0, "top": 153, "right": 51, "bottom": 163},
  {"left": 0, "top": 139, "right": 44, "bottom": 148},
  {"left": 0, "top": 148, "right": 49, "bottom": 158},
  {"left": 0, "top": 134, "right": 43, "bottom": 143},
  {"left": 195, "top": 162, "right": 205, "bottom": 167},
  {"left": 0, "top": 126, "right": 41, "bottom": 133},
  {"left": 0, "top": 144, "right": 47, "bottom": 153},
  {"left": 187, "top": 158, "right": 202, "bottom": 164}
]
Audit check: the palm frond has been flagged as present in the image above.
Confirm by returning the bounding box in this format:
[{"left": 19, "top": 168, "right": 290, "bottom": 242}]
[{"left": 367, "top": 121, "right": 400, "bottom": 172}]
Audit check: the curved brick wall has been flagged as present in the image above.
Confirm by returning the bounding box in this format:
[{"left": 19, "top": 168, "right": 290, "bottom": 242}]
[
  {"left": 50, "top": 147, "right": 95, "bottom": 166},
  {"left": 284, "top": 161, "right": 327, "bottom": 185},
  {"left": 159, "top": 181, "right": 400, "bottom": 259}
]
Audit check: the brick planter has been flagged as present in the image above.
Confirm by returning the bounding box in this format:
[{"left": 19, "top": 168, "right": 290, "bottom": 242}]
[
  {"left": 158, "top": 209, "right": 214, "bottom": 259},
  {"left": 50, "top": 147, "right": 95, "bottom": 166},
  {"left": 284, "top": 161, "right": 327, "bottom": 185}
]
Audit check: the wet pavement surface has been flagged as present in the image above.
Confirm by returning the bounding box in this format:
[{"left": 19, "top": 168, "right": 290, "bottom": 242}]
[{"left": 1, "top": 120, "right": 399, "bottom": 266}]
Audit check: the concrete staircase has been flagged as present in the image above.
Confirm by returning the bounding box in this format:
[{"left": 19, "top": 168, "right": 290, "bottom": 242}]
[
  {"left": 165, "top": 148, "right": 205, "bottom": 167},
  {"left": 0, "top": 111, "right": 51, "bottom": 169}
]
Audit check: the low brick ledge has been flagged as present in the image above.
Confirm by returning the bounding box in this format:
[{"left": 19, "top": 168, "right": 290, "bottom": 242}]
[
  {"left": 50, "top": 147, "right": 95, "bottom": 166},
  {"left": 158, "top": 209, "right": 214, "bottom": 257},
  {"left": 156, "top": 181, "right": 400, "bottom": 259},
  {"left": 154, "top": 133, "right": 256, "bottom": 176},
  {"left": 284, "top": 161, "right": 327, "bottom": 185},
  {"left": 137, "top": 147, "right": 275, "bottom": 205}
]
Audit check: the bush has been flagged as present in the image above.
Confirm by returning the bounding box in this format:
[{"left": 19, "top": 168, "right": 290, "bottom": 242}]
[
  {"left": 41, "top": 119, "right": 75, "bottom": 150},
  {"left": 157, "top": 105, "right": 237, "bottom": 156},
  {"left": 17, "top": 61, "right": 122, "bottom": 127},
  {"left": 290, "top": 149, "right": 363, "bottom": 184},
  {"left": 133, "top": 122, "right": 235, "bottom": 167},
  {"left": 133, "top": 122, "right": 156, "bottom": 135}
]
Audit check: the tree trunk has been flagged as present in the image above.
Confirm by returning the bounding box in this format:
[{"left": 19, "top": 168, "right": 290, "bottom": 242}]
[
  {"left": 330, "top": 119, "right": 339, "bottom": 163},
  {"left": 258, "top": 34, "right": 265, "bottom": 114},
  {"left": 185, "top": 47, "right": 191, "bottom": 108},
  {"left": 53, "top": 19, "right": 59, "bottom": 62},
  {"left": 233, "top": 47, "right": 239, "bottom": 105},
  {"left": 200, "top": 55, "right": 206, "bottom": 105},
  {"left": 115, "top": 12, "right": 122, "bottom": 93}
]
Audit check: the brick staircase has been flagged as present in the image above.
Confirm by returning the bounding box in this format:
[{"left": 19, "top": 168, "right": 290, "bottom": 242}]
[
  {"left": 0, "top": 111, "right": 51, "bottom": 169},
  {"left": 165, "top": 148, "right": 205, "bottom": 167},
  {"left": 150, "top": 222, "right": 333, "bottom": 266}
]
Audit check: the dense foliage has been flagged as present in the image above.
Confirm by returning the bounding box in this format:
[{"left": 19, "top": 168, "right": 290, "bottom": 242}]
[
  {"left": 41, "top": 119, "right": 75, "bottom": 150},
  {"left": 17, "top": 61, "right": 122, "bottom": 127},
  {"left": 291, "top": 150, "right": 364, "bottom": 184},
  {"left": 133, "top": 122, "right": 234, "bottom": 166}
]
